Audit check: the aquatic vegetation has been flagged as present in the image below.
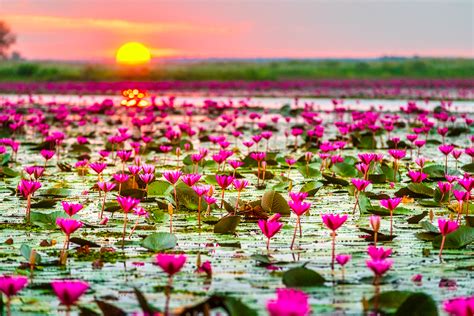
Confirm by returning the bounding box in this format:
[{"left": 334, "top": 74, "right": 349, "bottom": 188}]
[{"left": 0, "top": 89, "right": 472, "bottom": 315}]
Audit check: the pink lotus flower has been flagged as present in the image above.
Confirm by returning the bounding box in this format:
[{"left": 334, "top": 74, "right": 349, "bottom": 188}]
[
  {"left": 289, "top": 191, "right": 308, "bottom": 202},
  {"left": 358, "top": 153, "right": 377, "bottom": 165},
  {"left": 139, "top": 173, "right": 155, "bottom": 185},
  {"left": 51, "top": 280, "right": 89, "bottom": 307},
  {"left": 89, "top": 162, "right": 107, "bottom": 175},
  {"left": 380, "top": 197, "right": 402, "bottom": 236},
  {"left": 288, "top": 200, "right": 311, "bottom": 249},
  {"left": 443, "top": 296, "right": 474, "bottom": 316},
  {"left": 322, "top": 214, "right": 348, "bottom": 269},
  {"left": 216, "top": 174, "right": 234, "bottom": 208},
  {"left": 196, "top": 261, "right": 212, "bottom": 278},
  {"left": 367, "top": 245, "right": 392, "bottom": 260},
  {"left": 116, "top": 150, "right": 132, "bottom": 162},
  {"left": 438, "top": 218, "right": 459, "bottom": 259},
  {"left": 288, "top": 200, "right": 311, "bottom": 217},
  {"left": 40, "top": 149, "right": 55, "bottom": 161},
  {"left": 336, "top": 254, "right": 351, "bottom": 266},
  {"left": 322, "top": 213, "right": 348, "bottom": 231},
  {"left": 17, "top": 179, "right": 41, "bottom": 197},
  {"left": 0, "top": 275, "right": 28, "bottom": 298},
  {"left": 163, "top": 170, "right": 182, "bottom": 185},
  {"left": 113, "top": 173, "right": 129, "bottom": 183},
  {"left": 258, "top": 213, "right": 283, "bottom": 250},
  {"left": 56, "top": 217, "right": 83, "bottom": 237},
  {"left": 458, "top": 177, "right": 473, "bottom": 192},
  {"left": 61, "top": 201, "right": 83, "bottom": 217},
  {"left": 439, "top": 144, "right": 455, "bottom": 155},
  {"left": 369, "top": 215, "right": 381, "bottom": 245},
  {"left": 117, "top": 196, "right": 140, "bottom": 213},
  {"left": 388, "top": 149, "right": 406, "bottom": 160},
  {"left": 181, "top": 173, "right": 201, "bottom": 187},
  {"left": 192, "top": 185, "right": 209, "bottom": 197},
  {"left": 97, "top": 181, "right": 115, "bottom": 192},
  {"left": 266, "top": 288, "right": 310, "bottom": 316},
  {"left": 407, "top": 170, "right": 428, "bottom": 183},
  {"left": 155, "top": 253, "right": 187, "bottom": 276},
  {"left": 366, "top": 259, "right": 393, "bottom": 280},
  {"left": 351, "top": 178, "right": 370, "bottom": 191}
]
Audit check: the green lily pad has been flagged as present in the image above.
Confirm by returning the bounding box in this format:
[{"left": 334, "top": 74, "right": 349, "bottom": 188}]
[
  {"left": 432, "top": 225, "right": 474, "bottom": 249},
  {"left": 214, "top": 215, "right": 241, "bottom": 234},
  {"left": 282, "top": 266, "right": 325, "bottom": 287},
  {"left": 140, "top": 232, "right": 177, "bottom": 252},
  {"left": 146, "top": 180, "right": 172, "bottom": 197},
  {"left": 300, "top": 181, "right": 324, "bottom": 196},
  {"left": 261, "top": 191, "right": 290, "bottom": 215}
]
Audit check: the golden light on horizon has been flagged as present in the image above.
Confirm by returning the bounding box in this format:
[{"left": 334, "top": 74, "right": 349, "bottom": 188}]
[{"left": 116, "top": 42, "right": 151, "bottom": 65}]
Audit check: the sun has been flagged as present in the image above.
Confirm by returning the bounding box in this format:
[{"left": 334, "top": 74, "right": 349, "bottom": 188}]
[{"left": 116, "top": 42, "right": 151, "bottom": 65}]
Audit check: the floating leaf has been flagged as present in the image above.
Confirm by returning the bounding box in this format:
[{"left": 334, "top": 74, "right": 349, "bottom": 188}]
[
  {"left": 406, "top": 183, "right": 434, "bottom": 198},
  {"left": 140, "top": 232, "right": 177, "bottom": 252},
  {"left": 0, "top": 167, "right": 20, "bottom": 178},
  {"left": 366, "top": 206, "right": 412, "bottom": 216},
  {"left": 147, "top": 180, "right": 172, "bottom": 197},
  {"left": 95, "top": 300, "right": 126, "bottom": 316},
  {"left": 214, "top": 215, "right": 241, "bottom": 234},
  {"left": 261, "top": 191, "right": 290, "bottom": 215},
  {"left": 40, "top": 188, "right": 72, "bottom": 197},
  {"left": 322, "top": 174, "right": 349, "bottom": 186},
  {"left": 297, "top": 165, "right": 321, "bottom": 179},
  {"left": 300, "top": 181, "right": 323, "bottom": 196},
  {"left": 368, "top": 291, "right": 438, "bottom": 316},
  {"left": 368, "top": 173, "right": 386, "bottom": 184},
  {"left": 394, "top": 292, "right": 438, "bottom": 316},
  {"left": 332, "top": 162, "right": 357, "bottom": 178},
  {"left": 69, "top": 237, "right": 100, "bottom": 248},
  {"left": 461, "top": 163, "right": 474, "bottom": 173},
  {"left": 423, "top": 164, "right": 446, "bottom": 180},
  {"left": 282, "top": 266, "right": 325, "bottom": 287},
  {"left": 30, "top": 211, "right": 69, "bottom": 229},
  {"left": 121, "top": 188, "right": 146, "bottom": 199},
  {"left": 432, "top": 225, "right": 474, "bottom": 249},
  {"left": 407, "top": 211, "right": 428, "bottom": 224},
  {"left": 175, "top": 182, "right": 206, "bottom": 211},
  {"left": 20, "top": 244, "right": 42, "bottom": 264},
  {"left": 31, "top": 199, "right": 57, "bottom": 209}
]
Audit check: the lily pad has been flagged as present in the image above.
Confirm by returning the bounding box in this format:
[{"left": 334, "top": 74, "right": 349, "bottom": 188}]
[
  {"left": 282, "top": 266, "right": 325, "bottom": 287},
  {"left": 214, "top": 215, "right": 241, "bottom": 234},
  {"left": 140, "top": 232, "right": 177, "bottom": 252},
  {"left": 261, "top": 191, "right": 290, "bottom": 215},
  {"left": 432, "top": 225, "right": 474, "bottom": 249},
  {"left": 300, "top": 181, "right": 324, "bottom": 196}
]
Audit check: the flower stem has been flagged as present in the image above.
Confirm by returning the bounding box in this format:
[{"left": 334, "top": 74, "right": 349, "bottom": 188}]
[
  {"left": 290, "top": 216, "right": 300, "bottom": 249},
  {"left": 122, "top": 212, "right": 128, "bottom": 249},
  {"left": 439, "top": 235, "right": 446, "bottom": 258},
  {"left": 331, "top": 231, "right": 336, "bottom": 270}
]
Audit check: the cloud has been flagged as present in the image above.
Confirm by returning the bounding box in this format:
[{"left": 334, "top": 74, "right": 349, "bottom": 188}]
[{"left": 4, "top": 14, "right": 232, "bottom": 35}]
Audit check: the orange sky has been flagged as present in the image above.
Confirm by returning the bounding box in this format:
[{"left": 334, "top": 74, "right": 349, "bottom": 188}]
[{"left": 1, "top": 0, "right": 473, "bottom": 61}]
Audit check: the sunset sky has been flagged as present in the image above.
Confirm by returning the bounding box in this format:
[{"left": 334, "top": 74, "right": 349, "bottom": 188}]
[{"left": 1, "top": 0, "right": 473, "bottom": 61}]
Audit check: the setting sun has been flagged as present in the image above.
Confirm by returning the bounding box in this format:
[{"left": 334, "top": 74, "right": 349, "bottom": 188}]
[{"left": 116, "top": 42, "right": 151, "bottom": 65}]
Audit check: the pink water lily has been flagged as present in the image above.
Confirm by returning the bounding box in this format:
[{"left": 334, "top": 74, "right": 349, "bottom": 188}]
[
  {"left": 443, "top": 296, "right": 474, "bottom": 316},
  {"left": 215, "top": 174, "right": 234, "bottom": 208},
  {"left": 258, "top": 213, "right": 283, "bottom": 250},
  {"left": 0, "top": 275, "right": 28, "bottom": 315},
  {"left": 51, "top": 280, "right": 89, "bottom": 308},
  {"left": 267, "top": 288, "right": 310, "bottom": 316},
  {"left": 366, "top": 259, "right": 393, "bottom": 284},
  {"left": 322, "top": 213, "right": 348, "bottom": 270},
  {"left": 380, "top": 197, "right": 402, "bottom": 236},
  {"left": 155, "top": 253, "right": 187, "bottom": 314},
  {"left": 438, "top": 218, "right": 460, "bottom": 259},
  {"left": 289, "top": 200, "right": 311, "bottom": 249},
  {"left": 17, "top": 179, "right": 41, "bottom": 223},
  {"left": 367, "top": 245, "right": 392, "bottom": 260},
  {"left": 61, "top": 201, "right": 83, "bottom": 217},
  {"left": 369, "top": 215, "right": 381, "bottom": 246}
]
